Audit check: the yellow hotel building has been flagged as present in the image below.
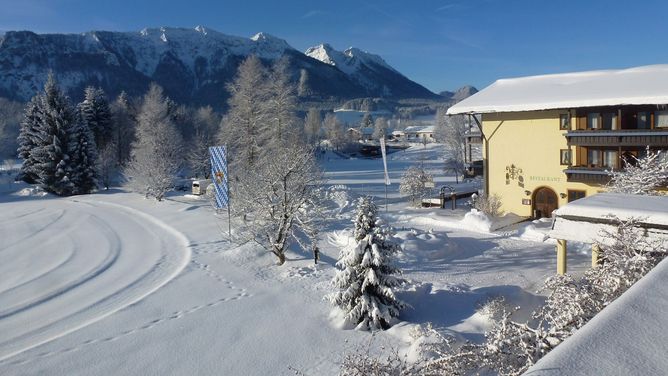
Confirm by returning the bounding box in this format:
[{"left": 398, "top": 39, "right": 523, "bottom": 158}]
[{"left": 448, "top": 65, "right": 668, "bottom": 218}]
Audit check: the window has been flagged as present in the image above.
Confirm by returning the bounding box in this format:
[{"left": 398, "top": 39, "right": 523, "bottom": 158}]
[
  {"left": 656, "top": 110, "right": 668, "bottom": 128},
  {"left": 567, "top": 190, "right": 586, "bottom": 202},
  {"left": 588, "top": 149, "right": 600, "bottom": 166},
  {"left": 560, "top": 149, "right": 571, "bottom": 165},
  {"left": 559, "top": 114, "right": 570, "bottom": 130},
  {"left": 587, "top": 113, "right": 600, "bottom": 129},
  {"left": 637, "top": 112, "right": 650, "bottom": 129},
  {"left": 602, "top": 112, "right": 617, "bottom": 130},
  {"left": 603, "top": 150, "right": 618, "bottom": 169}
]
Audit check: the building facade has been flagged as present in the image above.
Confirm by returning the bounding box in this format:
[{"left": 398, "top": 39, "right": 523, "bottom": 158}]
[{"left": 448, "top": 65, "right": 668, "bottom": 218}]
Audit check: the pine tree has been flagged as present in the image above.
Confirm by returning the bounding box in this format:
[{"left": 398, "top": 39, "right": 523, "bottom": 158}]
[
  {"left": 30, "top": 74, "right": 77, "bottom": 195},
  {"left": 17, "top": 96, "right": 43, "bottom": 183},
  {"left": 79, "top": 87, "right": 112, "bottom": 150},
  {"left": 67, "top": 115, "right": 98, "bottom": 194},
  {"left": 328, "top": 196, "right": 406, "bottom": 330}
]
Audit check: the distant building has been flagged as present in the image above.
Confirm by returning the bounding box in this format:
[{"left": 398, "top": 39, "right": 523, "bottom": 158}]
[{"left": 448, "top": 65, "right": 668, "bottom": 219}]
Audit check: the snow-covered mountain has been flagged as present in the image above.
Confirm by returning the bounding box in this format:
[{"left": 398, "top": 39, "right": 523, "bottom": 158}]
[
  {"left": 439, "top": 85, "right": 478, "bottom": 102},
  {"left": 0, "top": 26, "right": 437, "bottom": 106},
  {"left": 305, "top": 43, "right": 433, "bottom": 99}
]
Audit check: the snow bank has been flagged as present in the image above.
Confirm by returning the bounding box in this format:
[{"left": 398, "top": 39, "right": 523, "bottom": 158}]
[{"left": 460, "top": 209, "right": 493, "bottom": 232}]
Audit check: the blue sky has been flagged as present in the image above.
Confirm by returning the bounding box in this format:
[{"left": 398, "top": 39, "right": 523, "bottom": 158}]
[{"left": 1, "top": 0, "right": 667, "bottom": 93}]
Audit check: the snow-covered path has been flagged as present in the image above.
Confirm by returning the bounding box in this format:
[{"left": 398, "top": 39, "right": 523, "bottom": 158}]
[{"left": 0, "top": 197, "right": 191, "bottom": 361}]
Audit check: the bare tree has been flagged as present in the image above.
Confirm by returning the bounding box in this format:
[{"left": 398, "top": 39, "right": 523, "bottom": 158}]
[
  {"left": 187, "top": 106, "right": 220, "bottom": 178},
  {"left": 607, "top": 146, "right": 668, "bottom": 195},
  {"left": 304, "top": 108, "right": 322, "bottom": 146},
  {"left": 232, "top": 144, "right": 323, "bottom": 265},
  {"left": 218, "top": 55, "right": 270, "bottom": 171},
  {"left": 125, "top": 84, "right": 184, "bottom": 201},
  {"left": 436, "top": 111, "right": 468, "bottom": 183},
  {"left": 110, "top": 91, "right": 136, "bottom": 166},
  {"left": 266, "top": 57, "right": 302, "bottom": 146},
  {"left": 324, "top": 113, "right": 347, "bottom": 151}
]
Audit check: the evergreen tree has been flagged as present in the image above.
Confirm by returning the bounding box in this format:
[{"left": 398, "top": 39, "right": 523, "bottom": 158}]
[
  {"left": 16, "top": 96, "right": 43, "bottom": 183},
  {"left": 68, "top": 115, "right": 98, "bottom": 194},
  {"left": 328, "top": 196, "right": 406, "bottom": 330},
  {"left": 30, "top": 74, "right": 77, "bottom": 195},
  {"left": 79, "top": 87, "right": 112, "bottom": 150}
]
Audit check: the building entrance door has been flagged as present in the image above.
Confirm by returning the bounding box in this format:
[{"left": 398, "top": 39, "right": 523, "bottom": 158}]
[{"left": 533, "top": 187, "right": 558, "bottom": 218}]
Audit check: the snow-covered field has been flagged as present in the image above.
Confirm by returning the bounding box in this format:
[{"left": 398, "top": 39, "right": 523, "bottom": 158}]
[{"left": 0, "top": 145, "right": 591, "bottom": 375}]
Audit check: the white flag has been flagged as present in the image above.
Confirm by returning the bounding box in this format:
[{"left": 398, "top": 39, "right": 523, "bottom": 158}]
[{"left": 380, "top": 138, "right": 391, "bottom": 186}]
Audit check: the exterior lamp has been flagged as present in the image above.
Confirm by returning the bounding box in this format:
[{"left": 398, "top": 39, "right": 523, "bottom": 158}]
[
  {"left": 524, "top": 190, "right": 531, "bottom": 196},
  {"left": 560, "top": 193, "right": 567, "bottom": 199}
]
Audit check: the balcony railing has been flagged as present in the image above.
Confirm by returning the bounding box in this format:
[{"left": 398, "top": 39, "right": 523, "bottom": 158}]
[
  {"left": 563, "top": 166, "right": 613, "bottom": 184},
  {"left": 566, "top": 129, "right": 668, "bottom": 147}
]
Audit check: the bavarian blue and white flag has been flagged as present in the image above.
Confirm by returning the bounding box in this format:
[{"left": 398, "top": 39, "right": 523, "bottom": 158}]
[{"left": 209, "top": 146, "right": 229, "bottom": 209}]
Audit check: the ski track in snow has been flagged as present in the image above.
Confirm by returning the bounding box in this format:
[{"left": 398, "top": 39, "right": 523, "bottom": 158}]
[{"left": 0, "top": 198, "right": 192, "bottom": 362}]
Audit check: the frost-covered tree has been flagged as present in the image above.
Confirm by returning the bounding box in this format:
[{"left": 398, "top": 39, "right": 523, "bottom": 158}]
[
  {"left": 232, "top": 144, "right": 323, "bottom": 265},
  {"left": 218, "top": 55, "right": 270, "bottom": 171},
  {"left": 67, "top": 115, "right": 98, "bottom": 194},
  {"left": 266, "top": 57, "right": 301, "bottom": 146},
  {"left": 297, "top": 68, "right": 311, "bottom": 97},
  {"left": 79, "top": 86, "right": 112, "bottom": 151},
  {"left": 16, "top": 96, "right": 43, "bottom": 183},
  {"left": 97, "top": 142, "right": 116, "bottom": 190},
  {"left": 607, "top": 147, "right": 668, "bottom": 195},
  {"left": 304, "top": 108, "right": 322, "bottom": 146},
  {"left": 125, "top": 84, "right": 184, "bottom": 201},
  {"left": 399, "top": 166, "right": 433, "bottom": 206},
  {"left": 324, "top": 113, "right": 346, "bottom": 151},
  {"left": 110, "top": 91, "right": 136, "bottom": 166},
  {"left": 436, "top": 111, "right": 468, "bottom": 183},
  {"left": 328, "top": 196, "right": 406, "bottom": 330},
  {"left": 372, "top": 117, "right": 388, "bottom": 140}
]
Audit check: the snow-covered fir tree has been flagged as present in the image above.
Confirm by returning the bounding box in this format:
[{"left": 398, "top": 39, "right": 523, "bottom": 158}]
[
  {"left": 67, "top": 115, "right": 98, "bottom": 194},
  {"left": 29, "top": 74, "right": 78, "bottom": 195},
  {"left": 328, "top": 196, "right": 406, "bottom": 330},
  {"left": 125, "top": 84, "right": 183, "bottom": 201},
  {"left": 16, "top": 96, "right": 43, "bottom": 183},
  {"left": 79, "top": 86, "right": 112, "bottom": 151},
  {"left": 607, "top": 147, "right": 668, "bottom": 195}
]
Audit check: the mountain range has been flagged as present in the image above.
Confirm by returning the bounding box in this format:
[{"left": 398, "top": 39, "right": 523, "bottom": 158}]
[{"left": 0, "top": 26, "right": 450, "bottom": 107}]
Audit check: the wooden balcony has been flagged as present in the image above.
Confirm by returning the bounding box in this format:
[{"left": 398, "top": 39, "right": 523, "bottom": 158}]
[
  {"left": 563, "top": 166, "right": 612, "bottom": 184},
  {"left": 566, "top": 129, "right": 668, "bottom": 147}
]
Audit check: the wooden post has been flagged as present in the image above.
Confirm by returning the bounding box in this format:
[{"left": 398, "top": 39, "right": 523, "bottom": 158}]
[
  {"left": 592, "top": 243, "right": 601, "bottom": 268},
  {"left": 557, "top": 239, "right": 567, "bottom": 275}
]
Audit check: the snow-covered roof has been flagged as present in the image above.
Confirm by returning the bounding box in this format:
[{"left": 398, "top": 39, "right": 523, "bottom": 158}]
[
  {"left": 403, "top": 125, "right": 434, "bottom": 133},
  {"left": 528, "top": 256, "right": 668, "bottom": 375},
  {"left": 447, "top": 65, "right": 668, "bottom": 115},
  {"left": 549, "top": 193, "right": 668, "bottom": 244}
]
